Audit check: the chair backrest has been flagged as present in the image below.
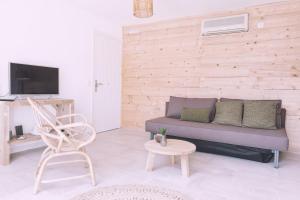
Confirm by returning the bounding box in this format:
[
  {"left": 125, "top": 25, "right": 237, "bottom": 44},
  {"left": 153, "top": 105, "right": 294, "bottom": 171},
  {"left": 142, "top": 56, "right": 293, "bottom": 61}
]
[{"left": 27, "top": 98, "right": 71, "bottom": 151}]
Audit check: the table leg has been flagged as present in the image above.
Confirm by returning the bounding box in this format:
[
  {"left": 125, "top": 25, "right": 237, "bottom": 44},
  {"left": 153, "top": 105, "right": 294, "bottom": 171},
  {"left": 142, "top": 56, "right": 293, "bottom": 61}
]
[
  {"left": 0, "top": 103, "right": 10, "bottom": 165},
  {"left": 181, "top": 154, "right": 190, "bottom": 177},
  {"left": 170, "top": 155, "right": 176, "bottom": 165},
  {"left": 145, "top": 152, "right": 155, "bottom": 171}
]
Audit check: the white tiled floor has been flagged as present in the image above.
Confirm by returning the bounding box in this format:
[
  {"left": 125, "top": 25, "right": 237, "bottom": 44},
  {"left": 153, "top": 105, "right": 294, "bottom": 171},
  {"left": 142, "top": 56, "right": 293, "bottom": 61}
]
[{"left": 0, "top": 128, "right": 299, "bottom": 200}]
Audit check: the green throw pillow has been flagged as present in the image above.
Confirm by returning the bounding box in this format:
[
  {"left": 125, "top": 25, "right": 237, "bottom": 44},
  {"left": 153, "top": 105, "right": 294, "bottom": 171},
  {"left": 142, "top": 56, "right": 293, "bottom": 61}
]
[
  {"left": 180, "top": 107, "right": 210, "bottom": 123},
  {"left": 242, "top": 101, "right": 277, "bottom": 129},
  {"left": 213, "top": 101, "right": 243, "bottom": 126}
]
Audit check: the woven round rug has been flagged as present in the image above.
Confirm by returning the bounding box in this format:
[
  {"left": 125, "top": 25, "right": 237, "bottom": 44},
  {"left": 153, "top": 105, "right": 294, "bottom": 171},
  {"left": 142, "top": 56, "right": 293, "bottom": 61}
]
[{"left": 71, "top": 185, "right": 189, "bottom": 200}]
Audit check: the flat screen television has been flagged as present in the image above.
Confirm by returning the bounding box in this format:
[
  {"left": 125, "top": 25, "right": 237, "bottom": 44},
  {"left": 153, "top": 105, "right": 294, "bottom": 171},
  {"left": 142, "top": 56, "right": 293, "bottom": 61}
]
[{"left": 10, "top": 63, "right": 59, "bottom": 95}]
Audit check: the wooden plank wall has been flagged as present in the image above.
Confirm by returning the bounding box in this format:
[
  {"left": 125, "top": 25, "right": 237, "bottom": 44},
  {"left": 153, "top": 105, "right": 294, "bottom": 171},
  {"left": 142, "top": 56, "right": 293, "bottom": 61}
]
[{"left": 122, "top": 1, "right": 300, "bottom": 154}]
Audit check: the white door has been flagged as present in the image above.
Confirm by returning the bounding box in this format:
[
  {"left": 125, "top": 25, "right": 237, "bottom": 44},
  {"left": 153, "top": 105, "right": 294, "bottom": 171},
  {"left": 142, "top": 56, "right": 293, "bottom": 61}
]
[{"left": 92, "top": 32, "right": 121, "bottom": 133}]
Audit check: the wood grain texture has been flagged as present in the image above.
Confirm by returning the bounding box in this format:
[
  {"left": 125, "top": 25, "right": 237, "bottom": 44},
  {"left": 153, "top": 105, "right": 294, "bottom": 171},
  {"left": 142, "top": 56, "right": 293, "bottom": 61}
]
[
  {"left": 122, "top": 0, "right": 300, "bottom": 153},
  {"left": 0, "top": 102, "right": 10, "bottom": 165}
]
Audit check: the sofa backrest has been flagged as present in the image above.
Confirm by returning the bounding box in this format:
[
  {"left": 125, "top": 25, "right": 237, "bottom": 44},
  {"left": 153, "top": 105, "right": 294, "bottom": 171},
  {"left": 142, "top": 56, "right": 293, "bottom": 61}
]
[
  {"left": 280, "top": 108, "right": 286, "bottom": 128},
  {"left": 165, "top": 102, "right": 170, "bottom": 117}
]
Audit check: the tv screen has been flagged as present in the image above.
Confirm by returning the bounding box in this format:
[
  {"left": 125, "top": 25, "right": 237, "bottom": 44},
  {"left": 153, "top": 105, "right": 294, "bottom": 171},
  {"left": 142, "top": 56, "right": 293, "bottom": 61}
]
[{"left": 10, "top": 63, "right": 59, "bottom": 95}]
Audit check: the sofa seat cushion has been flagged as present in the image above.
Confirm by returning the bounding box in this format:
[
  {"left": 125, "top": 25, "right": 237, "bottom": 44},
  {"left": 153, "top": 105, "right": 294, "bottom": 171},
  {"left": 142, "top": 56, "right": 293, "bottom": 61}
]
[{"left": 145, "top": 117, "right": 289, "bottom": 151}]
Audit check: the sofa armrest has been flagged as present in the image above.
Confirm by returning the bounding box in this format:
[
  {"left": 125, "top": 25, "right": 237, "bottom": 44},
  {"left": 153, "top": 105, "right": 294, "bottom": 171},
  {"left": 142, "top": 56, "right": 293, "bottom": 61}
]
[
  {"left": 280, "top": 108, "right": 286, "bottom": 128},
  {"left": 165, "top": 102, "right": 169, "bottom": 117}
]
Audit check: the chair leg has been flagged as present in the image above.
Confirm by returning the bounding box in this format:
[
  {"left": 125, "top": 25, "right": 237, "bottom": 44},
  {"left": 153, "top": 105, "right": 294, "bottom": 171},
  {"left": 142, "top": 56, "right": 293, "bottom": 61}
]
[
  {"left": 274, "top": 150, "right": 280, "bottom": 169},
  {"left": 80, "top": 148, "right": 89, "bottom": 168},
  {"left": 81, "top": 152, "right": 96, "bottom": 186},
  {"left": 34, "top": 151, "right": 96, "bottom": 194},
  {"left": 34, "top": 154, "right": 53, "bottom": 194},
  {"left": 35, "top": 148, "right": 51, "bottom": 177}
]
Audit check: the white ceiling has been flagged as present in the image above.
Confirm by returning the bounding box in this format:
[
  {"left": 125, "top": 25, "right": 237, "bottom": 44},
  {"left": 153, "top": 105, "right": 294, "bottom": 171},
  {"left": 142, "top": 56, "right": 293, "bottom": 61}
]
[{"left": 69, "top": 0, "right": 283, "bottom": 26}]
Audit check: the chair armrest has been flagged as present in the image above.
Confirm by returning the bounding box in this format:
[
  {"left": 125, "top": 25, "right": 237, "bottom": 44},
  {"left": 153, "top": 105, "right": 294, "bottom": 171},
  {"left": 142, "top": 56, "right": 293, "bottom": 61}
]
[
  {"left": 56, "top": 122, "right": 87, "bottom": 130},
  {"left": 56, "top": 122, "right": 96, "bottom": 149},
  {"left": 56, "top": 114, "right": 88, "bottom": 123}
]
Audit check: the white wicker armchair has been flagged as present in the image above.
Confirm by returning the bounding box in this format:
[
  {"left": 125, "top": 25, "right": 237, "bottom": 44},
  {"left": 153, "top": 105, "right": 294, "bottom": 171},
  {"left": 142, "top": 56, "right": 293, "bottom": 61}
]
[{"left": 27, "top": 98, "right": 96, "bottom": 194}]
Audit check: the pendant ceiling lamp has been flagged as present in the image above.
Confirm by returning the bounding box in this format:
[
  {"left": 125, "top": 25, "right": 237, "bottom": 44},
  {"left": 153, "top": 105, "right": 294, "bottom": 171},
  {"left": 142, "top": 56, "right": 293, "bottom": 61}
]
[{"left": 133, "top": 0, "right": 153, "bottom": 18}]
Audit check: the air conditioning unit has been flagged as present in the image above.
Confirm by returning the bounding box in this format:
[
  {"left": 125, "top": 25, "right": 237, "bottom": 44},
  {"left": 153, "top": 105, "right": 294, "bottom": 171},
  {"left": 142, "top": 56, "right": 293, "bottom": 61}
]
[{"left": 201, "top": 14, "right": 249, "bottom": 36}]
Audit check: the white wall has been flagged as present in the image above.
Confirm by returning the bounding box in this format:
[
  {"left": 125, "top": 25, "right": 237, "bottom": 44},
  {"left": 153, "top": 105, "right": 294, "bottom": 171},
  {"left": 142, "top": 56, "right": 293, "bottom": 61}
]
[{"left": 0, "top": 0, "right": 121, "bottom": 133}]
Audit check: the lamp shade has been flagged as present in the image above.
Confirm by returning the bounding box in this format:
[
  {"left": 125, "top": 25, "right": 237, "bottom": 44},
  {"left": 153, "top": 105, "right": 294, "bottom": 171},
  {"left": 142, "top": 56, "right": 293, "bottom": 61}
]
[{"left": 133, "top": 0, "right": 153, "bottom": 18}]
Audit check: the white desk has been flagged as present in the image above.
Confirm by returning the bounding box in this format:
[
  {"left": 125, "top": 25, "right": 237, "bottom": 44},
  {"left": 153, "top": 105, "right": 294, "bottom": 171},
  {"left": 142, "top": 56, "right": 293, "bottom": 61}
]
[{"left": 0, "top": 98, "right": 74, "bottom": 165}]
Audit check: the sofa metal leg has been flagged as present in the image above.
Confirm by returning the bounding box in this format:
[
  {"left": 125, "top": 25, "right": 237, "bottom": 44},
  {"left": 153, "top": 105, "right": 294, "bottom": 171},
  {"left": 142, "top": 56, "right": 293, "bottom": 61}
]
[
  {"left": 274, "top": 150, "right": 280, "bottom": 169},
  {"left": 150, "top": 132, "right": 155, "bottom": 140}
]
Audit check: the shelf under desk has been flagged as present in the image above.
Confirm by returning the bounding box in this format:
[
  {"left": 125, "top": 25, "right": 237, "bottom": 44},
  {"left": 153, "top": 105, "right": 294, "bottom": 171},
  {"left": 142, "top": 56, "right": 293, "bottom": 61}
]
[{"left": 9, "top": 133, "right": 45, "bottom": 154}]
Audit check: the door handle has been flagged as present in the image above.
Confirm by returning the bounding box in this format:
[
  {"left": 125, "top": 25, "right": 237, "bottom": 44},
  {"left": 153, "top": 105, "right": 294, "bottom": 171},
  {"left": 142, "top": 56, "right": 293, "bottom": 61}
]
[{"left": 95, "top": 80, "right": 103, "bottom": 92}]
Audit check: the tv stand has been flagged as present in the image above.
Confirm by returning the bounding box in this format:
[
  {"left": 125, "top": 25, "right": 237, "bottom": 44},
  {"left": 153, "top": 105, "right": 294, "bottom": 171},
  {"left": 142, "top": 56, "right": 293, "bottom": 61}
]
[{"left": 0, "top": 98, "right": 74, "bottom": 165}]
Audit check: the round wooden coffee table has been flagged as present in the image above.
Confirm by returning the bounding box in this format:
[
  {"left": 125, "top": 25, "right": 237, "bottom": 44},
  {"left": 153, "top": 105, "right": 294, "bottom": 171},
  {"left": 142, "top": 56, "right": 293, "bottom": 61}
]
[{"left": 144, "top": 139, "right": 196, "bottom": 177}]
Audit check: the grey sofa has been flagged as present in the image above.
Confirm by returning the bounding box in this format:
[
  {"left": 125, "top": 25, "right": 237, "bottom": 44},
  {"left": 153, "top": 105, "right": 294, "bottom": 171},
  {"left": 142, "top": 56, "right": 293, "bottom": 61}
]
[{"left": 145, "top": 98, "right": 289, "bottom": 168}]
